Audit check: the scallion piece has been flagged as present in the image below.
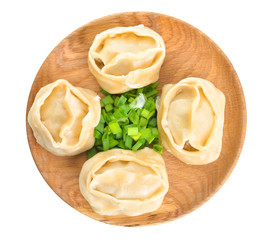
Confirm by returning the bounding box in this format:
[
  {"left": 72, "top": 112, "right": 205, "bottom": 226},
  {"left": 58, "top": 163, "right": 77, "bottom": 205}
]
[
  {"left": 128, "top": 97, "right": 135, "bottom": 103},
  {"left": 116, "top": 95, "right": 127, "bottom": 106},
  {"left": 140, "top": 128, "right": 152, "bottom": 140},
  {"left": 153, "top": 144, "right": 163, "bottom": 154},
  {"left": 131, "top": 132, "right": 142, "bottom": 141},
  {"left": 125, "top": 135, "right": 133, "bottom": 149},
  {"left": 119, "top": 104, "right": 130, "bottom": 114},
  {"left": 102, "top": 132, "right": 109, "bottom": 151},
  {"left": 141, "top": 109, "right": 150, "bottom": 118},
  {"left": 108, "top": 120, "right": 122, "bottom": 135},
  {"left": 127, "top": 127, "right": 138, "bottom": 136},
  {"left": 114, "top": 96, "right": 120, "bottom": 106},
  {"left": 146, "top": 135, "right": 155, "bottom": 144},
  {"left": 147, "top": 110, "right": 155, "bottom": 119},
  {"left": 118, "top": 140, "right": 126, "bottom": 149},
  {"left": 95, "top": 138, "right": 102, "bottom": 146},
  {"left": 95, "top": 122, "right": 104, "bottom": 134},
  {"left": 105, "top": 103, "right": 113, "bottom": 112},
  {"left": 115, "top": 131, "right": 123, "bottom": 139},
  {"left": 87, "top": 147, "right": 97, "bottom": 159},
  {"left": 129, "top": 109, "right": 139, "bottom": 125},
  {"left": 144, "top": 100, "right": 156, "bottom": 111},
  {"left": 129, "top": 93, "right": 145, "bottom": 109},
  {"left": 148, "top": 118, "right": 157, "bottom": 127},
  {"left": 151, "top": 127, "right": 159, "bottom": 137},
  {"left": 101, "top": 95, "right": 114, "bottom": 106},
  {"left": 109, "top": 135, "right": 119, "bottom": 148},
  {"left": 94, "top": 129, "right": 102, "bottom": 139},
  {"left": 100, "top": 89, "right": 110, "bottom": 95},
  {"left": 132, "top": 138, "right": 146, "bottom": 151},
  {"left": 139, "top": 117, "right": 147, "bottom": 127},
  {"left": 150, "top": 82, "right": 159, "bottom": 89},
  {"left": 145, "top": 89, "right": 159, "bottom": 98}
]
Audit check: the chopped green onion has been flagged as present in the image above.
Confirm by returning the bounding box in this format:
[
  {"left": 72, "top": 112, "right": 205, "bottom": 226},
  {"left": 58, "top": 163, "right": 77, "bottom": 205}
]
[
  {"left": 100, "top": 89, "right": 110, "bottom": 95},
  {"left": 148, "top": 118, "right": 157, "bottom": 127},
  {"left": 95, "top": 138, "right": 102, "bottom": 146},
  {"left": 123, "top": 124, "right": 137, "bottom": 141},
  {"left": 153, "top": 138, "right": 159, "bottom": 144},
  {"left": 132, "top": 138, "right": 146, "bottom": 151},
  {"left": 109, "top": 135, "right": 119, "bottom": 148},
  {"left": 131, "top": 132, "right": 142, "bottom": 141},
  {"left": 140, "top": 128, "right": 152, "bottom": 140},
  {"left": 141, "top": 109, "right": 150, "bottom": 118},
  {"left": 87, "top": 147, "right": 97, "bottom": 159},
  {"left": 144, "top": 100, "right": 156, "bottom": 111},
  {"left": 146, "top": 89, "right": 159, "bottom": 98},
  {"left": 96, "top": 145, "right": 103, "bottom": 152},
  {"left": 146, "top": 135, "right": 155, "bottom": 144},
  {"left": 105, "top": 103, "right": 113, "bottom": 112},
  {"left": 116, "top": 95, "right": 127, "bottom": 106},
  {"left": 147, "top": 110, "right": 156, "bottom": 119},
  {"left": 101, "top": 95, "right": 114, "bottom": 106},
  {"left": 125, "top": 135, "right": 133, "bottom": 149},
  {"left": 129, "top": 109, "right": 139, "bottom": 124},
  {"left": 127, "top": 127, "right": 138, "bottom": 136},
  {"left": 102, "top": 132, "right": 109, "bottom": 151},
  {"left": 137, "top": 88, "right": 144, "bottom": 94},
  {"left": 102, "top": 110, "right": 111, "bottom": 123},
  {"left": 151, "top": 127, "right": 159, "bottom": 137},
  {"left": 150, "top": 82, "right": 159, "bottom": 89},
  {"left": 128, "top": 97, "right": 135, "bottom": 103},
  {"left": 114, "top": 96, "right": 120, "bottom": 106},
  {"left": 129, "top": 93, "right": 145, "bottom": 109},
  {"left": 153, "top": 144, "right": 163, "bottom": 154},
  {"left": 103, "top": 126, "right": 111, "bottom": 134},
  {"left": 119, "top": 104, "right": 130, "bottom": 114},
  {"left": 94, "top": 129, "right": 102, "bottom": 139},
  {"left": 107, "top": 112, "right": 116, "bottom": 121},
  {"left": 139, "top": 117, "right": 148, "bottom": 127},
  {"left": 115, "top": 132, "right": 123, "bottom": 139},
  {"left": 118, "top": 140, "right": 126, "bottom": 149},
  {"left": 99, "top": 114, "right": 105, "bottom": 124},
  {"left": 95, "top": 122, "right": 104, "bottom": 134},
  {"left": 95, "top": 84, "right": 162, "bottom": 153},
  {"left": 108, "top": 120, "right": 122, "bottom": 135}
]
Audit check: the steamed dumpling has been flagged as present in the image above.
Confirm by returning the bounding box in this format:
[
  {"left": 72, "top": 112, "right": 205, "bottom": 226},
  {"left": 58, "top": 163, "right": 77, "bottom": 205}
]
[
  {"left": 28, "top": 79, "right": 101, "bottom": 156},
  {"left": 79, "top": 148, "right": 169, "bottom": 216},
  {"left": 157, "top": 77, "right": 225, "bottom": 165},
  {"left": 88, "top": 25, "right": 165, "bottom": 94}
]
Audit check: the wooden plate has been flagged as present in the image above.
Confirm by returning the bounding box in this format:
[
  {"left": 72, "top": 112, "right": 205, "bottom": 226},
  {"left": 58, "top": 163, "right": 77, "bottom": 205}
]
[{"left": 26, "top": 12, "right": 246, "bottom": 226}]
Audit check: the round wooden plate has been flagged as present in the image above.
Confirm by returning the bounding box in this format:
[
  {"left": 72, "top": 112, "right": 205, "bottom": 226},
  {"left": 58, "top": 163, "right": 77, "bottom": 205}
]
[{"left": 26, "top": 12, "right": 246, "bottom": 227}]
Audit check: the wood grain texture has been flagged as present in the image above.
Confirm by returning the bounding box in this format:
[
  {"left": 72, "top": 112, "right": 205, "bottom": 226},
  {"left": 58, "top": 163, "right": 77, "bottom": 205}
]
[{"left": 26, "top": 12, "right": 247, "bottom": 226}]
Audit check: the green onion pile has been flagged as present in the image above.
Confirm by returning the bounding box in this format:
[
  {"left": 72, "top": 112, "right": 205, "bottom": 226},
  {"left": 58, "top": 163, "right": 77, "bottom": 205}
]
[{"left": 88, "top": 82, "right": 163, "bottom": 158}]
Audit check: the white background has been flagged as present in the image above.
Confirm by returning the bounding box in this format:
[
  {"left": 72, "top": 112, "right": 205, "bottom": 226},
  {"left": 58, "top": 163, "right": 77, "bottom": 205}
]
[{"left": 1, "top": 0, "right": 265, "bottom": 239}]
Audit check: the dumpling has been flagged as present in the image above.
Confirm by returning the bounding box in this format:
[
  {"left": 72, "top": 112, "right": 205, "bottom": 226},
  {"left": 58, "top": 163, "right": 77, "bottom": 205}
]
[
  {"left": 157, "top": 77, "right": 225, "bottom": 165},
  {"left": 27, "top": 79, "right": 101, "bottom": 156},
  {"left": 79, "top": 148, "right": 169, "bottom": 216},
  {"left": 88, "top": 25, "right": 165, "bottom": 94}
]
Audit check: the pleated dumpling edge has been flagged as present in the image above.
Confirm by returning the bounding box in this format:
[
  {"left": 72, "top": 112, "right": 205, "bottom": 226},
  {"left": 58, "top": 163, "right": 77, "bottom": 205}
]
[
  {"left": 157, "top": 77, "right": 225, "bottom": 165},
  {"left": 79, "top": 148, "right": 169, "bottom": 216},
  {"left": 88, "top": 25, "right": 166, "bottom": 94},
  {"left": 27, "top": 79, "right": 101, "bottom": 156}
]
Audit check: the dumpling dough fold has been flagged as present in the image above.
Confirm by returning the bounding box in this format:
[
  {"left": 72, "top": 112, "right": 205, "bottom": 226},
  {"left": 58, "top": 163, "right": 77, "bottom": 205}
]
[
  {"left": 28, "top": 79, "right": 101, "bottom": 156},
  {"left": 88, "top": 25, "right": 165, "bottom": 93},
  {"left": 157, "top": 77, "right": 225, "bottom": 165},
  {"left": 79, "top": 148, "right": 169, "bottom": 216}
]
